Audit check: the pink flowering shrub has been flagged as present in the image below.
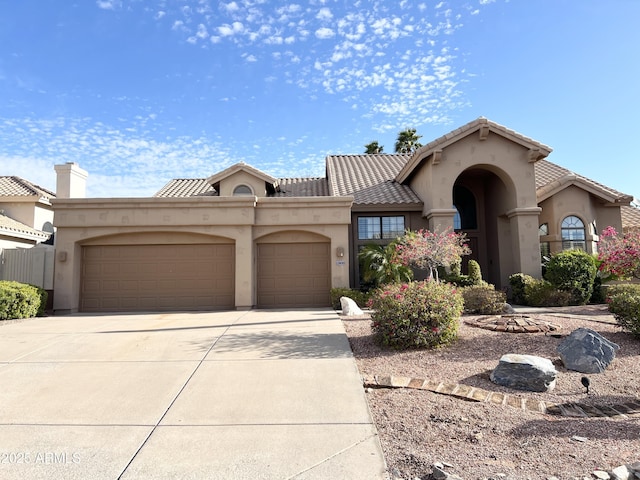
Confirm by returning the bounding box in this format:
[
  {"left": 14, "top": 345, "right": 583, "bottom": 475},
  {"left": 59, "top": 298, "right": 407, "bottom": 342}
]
[
  {"left": 606, "top": 284, "right": 640, "bottom": 336},
  {"left": 598, "top": 226, "right": 640, "bottom": 280},
  {"left": 395, "top": 227, "right": 471, "bottom": 282},
  {"left": 368, "top": 280, "right": 463, "bottom": 349}
]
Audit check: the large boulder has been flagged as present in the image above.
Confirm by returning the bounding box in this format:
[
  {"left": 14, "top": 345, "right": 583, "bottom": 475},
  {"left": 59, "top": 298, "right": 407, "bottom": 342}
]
[
  {"left": 557, "top": 327, "right": 620, "bottom": 374},
  {"left": 340, "top": 296, "right": 364, "bottom": 316},
  {"left": 490, "top": 354, "right": 557, "bottom": 392}
]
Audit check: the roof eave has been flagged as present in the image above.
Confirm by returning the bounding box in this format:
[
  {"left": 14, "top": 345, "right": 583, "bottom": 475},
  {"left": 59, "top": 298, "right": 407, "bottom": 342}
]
[
  {"left": 396, "top": 118, "right": 553, "bottom": 184},
  {"left": 206, "top": 162, "right": 278, "bottom": 189},
  {"left": 537, "top": 175, "right": 633, "bottom": 205}
]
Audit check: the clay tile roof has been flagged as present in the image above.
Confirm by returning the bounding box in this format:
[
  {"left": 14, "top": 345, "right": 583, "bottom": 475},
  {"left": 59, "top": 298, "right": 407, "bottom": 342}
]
[
  {"left": 534, "top": 159, "right": 632, "bottom": 203},
  {"left": 274, "top": 177, "right": 328, "bottom": 197},
  {"left": 154, "top": 179, "right": 217, "bottom": 198},
  {"left": 0, "top": 176, "right": 55, "bottom": 199},
  {"left": 0, "top": 212, "right": 50, "bottom": 240},
  {"left": 622, "top": 204, "right": 640, "bottom": 231},
  {"left": 326, "top": 154, "right": 422, "bottom": 206},
  {"left": 154, "top": 177, "right": 328, "bottom": 198}
]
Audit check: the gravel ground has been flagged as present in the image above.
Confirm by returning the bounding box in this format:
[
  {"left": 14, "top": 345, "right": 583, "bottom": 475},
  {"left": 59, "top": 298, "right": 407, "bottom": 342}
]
[{"left": 341, "top": 305, "right": 640, "bottom": 480}]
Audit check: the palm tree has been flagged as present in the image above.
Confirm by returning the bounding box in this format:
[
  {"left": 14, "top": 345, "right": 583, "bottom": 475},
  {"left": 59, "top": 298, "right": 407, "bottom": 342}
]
[
  {"left": 358, "top": 241, "right": 413, "bottom": 286},
  {"left": 394, "top": 128, "right": 422, "bottom": 154},
  {"left": 364, "top": 141, "right": 384, "bottom": 154}
]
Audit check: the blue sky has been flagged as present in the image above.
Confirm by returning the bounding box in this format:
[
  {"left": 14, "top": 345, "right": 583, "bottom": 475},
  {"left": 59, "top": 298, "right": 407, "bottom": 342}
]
[{"left": 1, "top": 0, "right": 639, "bottom": 200}]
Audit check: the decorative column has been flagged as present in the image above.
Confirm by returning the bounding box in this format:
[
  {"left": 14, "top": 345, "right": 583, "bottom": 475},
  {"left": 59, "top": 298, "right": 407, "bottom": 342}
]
[{"left": 506, "top": 207, "right": 543, "bottom": 280}]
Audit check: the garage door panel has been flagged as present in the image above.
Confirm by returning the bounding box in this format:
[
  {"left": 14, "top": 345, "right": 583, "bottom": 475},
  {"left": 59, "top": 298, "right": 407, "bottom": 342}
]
[
  {"left": 257, "top": 243, "right": 330, "bottom": 308},
  {"left": 81, "top": 244, "right": 235, "bottom": 312}
]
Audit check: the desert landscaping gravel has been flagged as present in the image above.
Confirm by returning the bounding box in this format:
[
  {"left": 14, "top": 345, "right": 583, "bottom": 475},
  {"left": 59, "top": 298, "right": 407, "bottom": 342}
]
[{"left": 341, "top": 305, "right": 640, "bottom": 480}]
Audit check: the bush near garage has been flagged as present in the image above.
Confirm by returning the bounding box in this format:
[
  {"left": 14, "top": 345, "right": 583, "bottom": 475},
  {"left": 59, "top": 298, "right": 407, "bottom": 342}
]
[
  {"left": 462, "top": 284, "right": 506, "bottom": 315},
  {"left": 0, "top": 281, "right": 47, "bottom": 320},
  {"left": 544, "top": 250, "right": 598, "bottom": 305},
  {"left": 330, "top": 288, "right": 371, "bottom": 310},
  {"left": 607, "top": 284, "right": 640, "bottom": 336},
  {"left": 368, "top": 280, "right": 463, "bottom": 349}
]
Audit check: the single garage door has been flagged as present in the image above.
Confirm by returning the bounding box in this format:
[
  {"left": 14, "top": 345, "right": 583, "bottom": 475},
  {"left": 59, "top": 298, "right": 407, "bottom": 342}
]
[
  {"left": 257, "top": 243, "right": 330, "bottom": 308},
  {"left": 81, "top": 244, "right": 235, "bottom": 312}
]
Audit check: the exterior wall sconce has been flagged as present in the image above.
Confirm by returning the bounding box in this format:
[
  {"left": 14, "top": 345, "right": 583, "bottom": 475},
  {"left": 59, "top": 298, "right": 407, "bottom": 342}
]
[{"left": 335, "top": 247, "right": 345, "bottom": 258}]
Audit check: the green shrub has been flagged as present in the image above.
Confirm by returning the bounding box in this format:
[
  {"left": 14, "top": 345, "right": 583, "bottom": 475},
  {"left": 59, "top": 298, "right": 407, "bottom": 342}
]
[
  {"left": 509, "top": 273, "right": 536, "bottom": 305},
  {"left": 607, "top": 290, "right": 640, "bottom": 336},
  {"left": 330, "top": 288, "right": 371, "bottom": 310},
  {"left": 440, "top": 270, "right": 475, "bottom": 287},
  {"left": 32, "top": 285, "right": 48, "bottom": 316},
  {"left": 0, "top": 281, "right": 42, "bottom": 320},
  {"left": 605, "top": 283, "right": 640, "bottom": 298},
  {"left": 462, "top": 284, "right": 506, "bottom": 314},
  {"left": 544, "top": 250, "right": 597, "bottom": 305},
  {"left": 525, "top": 278, "right": 572, "bottom": 307},
  {"left": 468, "top": 259, "right": 483, "bottom": 286},
  {"left": 369, "top": 281, "right": 463, "bottom": 349}
]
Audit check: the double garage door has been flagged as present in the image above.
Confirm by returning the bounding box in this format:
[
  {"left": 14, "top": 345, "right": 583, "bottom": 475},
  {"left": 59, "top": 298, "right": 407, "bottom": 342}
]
[
  {"left": 81, "top": 244, "right": 235, "bottom": 312},
  {"left": 81, "top": 242, "right": 330, "bottom": 312}
]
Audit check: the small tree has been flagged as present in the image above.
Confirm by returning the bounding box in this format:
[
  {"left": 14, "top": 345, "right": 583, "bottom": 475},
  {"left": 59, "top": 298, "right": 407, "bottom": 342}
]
[
  {"left": 358, "top": 241, "right": 413, "bottom": 287},
  {"left": 395, "top": 227, "right": 471, "bottom": 282},
  {"left": 598, "top": 226, "right": 640, "bottom": 279},
  {"left": 364, "top": 141, "right": 384, "bottom": 154}
]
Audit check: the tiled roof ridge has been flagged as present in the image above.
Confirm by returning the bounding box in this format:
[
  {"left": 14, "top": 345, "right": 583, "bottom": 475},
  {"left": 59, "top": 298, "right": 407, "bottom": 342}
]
[
  {"left": 536, "top": 159, "right": 632, "bottom": 201},
  {"left": 0, "top": 176, "right": 56, "bottom": 199},
  {"left": 418, "top": 117, "right": 553, "bottom": 155}
]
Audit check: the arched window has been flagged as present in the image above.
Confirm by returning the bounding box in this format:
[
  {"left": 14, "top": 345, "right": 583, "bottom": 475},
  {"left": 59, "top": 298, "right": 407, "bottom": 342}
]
[
  {"left": 561, "top": 216, "right": 586, "bottom": 250},
  {"left": 452, "top": 185, "right": 477, "bottom": 229},
  {"left": 233, "top": 184, "right": 253, "bottom": 196},
  {"left": 453, "top": 208, "right": 461, "bottom": 230}
]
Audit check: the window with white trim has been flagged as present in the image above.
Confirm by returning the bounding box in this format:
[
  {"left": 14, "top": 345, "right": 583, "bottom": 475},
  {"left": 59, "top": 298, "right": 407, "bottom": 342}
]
[{"left": 561, "top": 216, "right": 586, "bottom": 250}]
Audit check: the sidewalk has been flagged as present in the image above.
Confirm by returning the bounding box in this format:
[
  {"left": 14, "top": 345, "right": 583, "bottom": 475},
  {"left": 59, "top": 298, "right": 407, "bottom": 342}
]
[{"left": 0, "top": 309, "right": 387, "bottom": 479}]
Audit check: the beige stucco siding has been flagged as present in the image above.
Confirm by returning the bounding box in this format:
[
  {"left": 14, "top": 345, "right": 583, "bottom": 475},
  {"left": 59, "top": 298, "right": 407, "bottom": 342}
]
[
  {"left": 538, "top": 185, "right": 625, "bottom": 255},
  {"left": 52, "top": 196, "right": 352, "bottom": 313}
]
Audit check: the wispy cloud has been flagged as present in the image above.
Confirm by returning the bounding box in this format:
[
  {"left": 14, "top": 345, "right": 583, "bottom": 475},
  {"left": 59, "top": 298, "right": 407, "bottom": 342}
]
[
  {"left": 0, "top": 115, "right": 328, "bottom": 197},
  {"left": 96, "top": 0, "right": 121, "bottom": 10},
  {"left": 138, "top": 0, "right": 495, "bottom": 129}
]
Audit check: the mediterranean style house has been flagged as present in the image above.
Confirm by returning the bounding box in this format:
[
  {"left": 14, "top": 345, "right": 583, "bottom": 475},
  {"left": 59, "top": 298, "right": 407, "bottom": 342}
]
[
  {"left": 51, "top": 118, "right": 640, "bottom": 313},
  {"left": 0, "top": 176, "right": 55, "bottom": 251}
]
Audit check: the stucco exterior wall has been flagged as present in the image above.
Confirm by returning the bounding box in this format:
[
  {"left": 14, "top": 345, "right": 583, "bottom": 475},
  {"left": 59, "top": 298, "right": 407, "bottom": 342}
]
[
  {"left": 52, "top": 196, "right": 352, "bottom": 313},
  {"left": 407, "top": 132, "right": 542, "bottom": 286},
  {"left": 217, "top": 171, "right": 270, "bottom": 197},
  {"left": 537, "top": 185, "right": 622, "bottom": 254},
  {"left": 0, "top": 201, "right": 53, "bottom": 230}
]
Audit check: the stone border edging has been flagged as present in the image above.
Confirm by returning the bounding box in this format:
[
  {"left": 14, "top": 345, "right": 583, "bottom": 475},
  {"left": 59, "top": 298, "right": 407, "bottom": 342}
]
[{"left": 362, "top": 374, "right": 640, "bottom": 418}]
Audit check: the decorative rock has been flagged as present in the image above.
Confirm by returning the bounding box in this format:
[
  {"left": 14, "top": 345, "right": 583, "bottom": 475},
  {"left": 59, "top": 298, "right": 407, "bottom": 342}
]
[
  {"left": 340, "top": 296, "right": 364, "bottom": 316},
  {"left": 610, "top": 465, "right": 631, "bottom": 480},
  {"left": 490, "top": 354, "right": 557, "bottom": 392},
  {"left": 503, "top": 303, "right": 516, "bottom": 314},
  {"left": 557, "top": 328, "right": 620, "bottom": 374},
  {"left": 593, "top": 471, "right": 611, "bottom": 480}
]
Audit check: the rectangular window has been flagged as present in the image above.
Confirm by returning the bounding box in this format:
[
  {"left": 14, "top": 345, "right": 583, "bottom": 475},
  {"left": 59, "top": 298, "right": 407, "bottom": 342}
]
[
  {"left": 357, "top": 216, "right": 405, "bottom": 240},
  {"left": 381, "top": 216, "right": 405, "bottom": 239}
]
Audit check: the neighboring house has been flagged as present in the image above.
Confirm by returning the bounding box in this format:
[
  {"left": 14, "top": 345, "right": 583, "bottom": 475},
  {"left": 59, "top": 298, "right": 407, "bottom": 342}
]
[
  {"left": 51, "top": 118, "right": 640, "bottom": 313},
  {"left": 0, "top": 176, "right": 55, "bottom": 251}
]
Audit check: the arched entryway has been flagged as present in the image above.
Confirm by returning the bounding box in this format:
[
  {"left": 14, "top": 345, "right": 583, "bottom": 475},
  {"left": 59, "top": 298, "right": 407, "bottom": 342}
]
[{"left": 453, "top": 166, "right": 517, "bottom": 288}]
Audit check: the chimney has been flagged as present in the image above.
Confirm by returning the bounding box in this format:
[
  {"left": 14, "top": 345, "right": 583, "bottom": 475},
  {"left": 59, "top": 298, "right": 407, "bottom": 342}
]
[{"left": 54, "top": 162, "right": 88, "bottom": 198}]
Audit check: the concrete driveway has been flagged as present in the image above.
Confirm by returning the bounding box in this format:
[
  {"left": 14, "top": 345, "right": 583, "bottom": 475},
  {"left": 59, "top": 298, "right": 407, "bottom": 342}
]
[{"left": 0, "top": 309, "right": 386, "bottom": 480}]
